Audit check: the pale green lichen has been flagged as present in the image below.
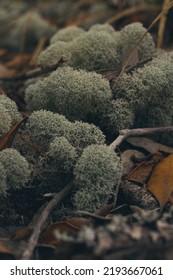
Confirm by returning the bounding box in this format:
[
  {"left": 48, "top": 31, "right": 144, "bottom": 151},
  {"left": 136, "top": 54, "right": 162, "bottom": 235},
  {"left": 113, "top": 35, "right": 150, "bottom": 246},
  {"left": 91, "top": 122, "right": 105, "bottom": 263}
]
[
  {"left": 15, "top": 110, "right": 71, "bottom": 156},
  {"left": 50, "top": 26, "right": 85, "bottom": 44},
  {"left": 38, "top": 25, "right": 121, "bottom": 70},
  {"left": 45, "top": 136, "right": 78, "bottom": 172},
  {"left": 0, "top": 162, "right": 7, "bottom": 195},
  {"left": 73, "top": 144, "right": 121, "bottom": 211},
  {"left": 0, "top": 95, "right": 21, "bottom": 124},
  {"left": 38, "top": 41, "right": 71, "bottom": 67},
  {"left": 69, "top": 30, "right": 120, "bottom": 71},
  {"left": 88, "top": 23, "right": 115, "bottom": 34},
  {"left": 100, "top": 99, "right": 135, "bottom": 134},
  {"left": 13, "top": 109, "right": 106, "bottom": 162},
  {"left": 25, "top": 67, "right": 112, "bottom": 124},
  {"left": 9, "top": 11, "right": 57, "bottom": 50},
  {"left": 116, "top": 22, "right": 155, "bottom": 63},
  {"left": 113, "top": 62, "right": 173, "bottom": 128},
  {"left": 0, "top": 148, "right": 30, "bottom": 189},
  {"left": 37, "top": 136, "right": 77, "bottom": 191},
  {"left": 65, "top": 121, "right": 105, "bottom": 154},
  {"left": 0, "top": 105, "right": 12, "bottom": 138}
]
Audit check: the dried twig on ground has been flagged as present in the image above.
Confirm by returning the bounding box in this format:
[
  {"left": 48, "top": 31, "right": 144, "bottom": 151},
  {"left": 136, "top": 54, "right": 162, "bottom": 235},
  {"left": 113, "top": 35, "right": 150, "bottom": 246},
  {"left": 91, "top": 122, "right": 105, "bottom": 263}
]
[
  {"left": 107, "top": 3, "right": 161, "bottom": 24},
  {"left": 21, "top": 181, "right": 74, "bottom": 260},
  {"left": 109, "top": 126, "right": 173, "bottom": 151},
  {"left": 157, "top": 0, "right": 171, "bottom": 47},
  {"left": 0, "top": 57, "right": 65, "bottom": 81}
]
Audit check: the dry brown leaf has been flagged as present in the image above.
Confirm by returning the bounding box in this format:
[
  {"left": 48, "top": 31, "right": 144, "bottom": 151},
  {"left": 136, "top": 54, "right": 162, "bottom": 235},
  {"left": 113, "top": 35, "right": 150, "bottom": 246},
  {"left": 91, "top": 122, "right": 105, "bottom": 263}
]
[
  {"left": 126, "top": 137, "right": 173, "bottom": 154},
  {"left": 0, "top": 49, "right": 8, "bottom": 57},
  {"left": 126, "top": 153, "right": 163, "bottom": 184},
  {"left": 39, "top": 218, "right": 89, "bottom": 246},
  {"left": 147, "top": 153, "right": 173, "bottom": 207},
  {"left": 121, "top": 149, "right": 145, "bottom": 176},
  {"left": 0, "top": 67, "right": 17, "bottom": 77},
  {"left": 0, "top": 242, "right": 15, "bottom": 259},
  {"left": 11, "top": 227, "right": 33, "bottom": 241},
  {"left": 5, "top": 53, "right": 31, "bottom": 68}
]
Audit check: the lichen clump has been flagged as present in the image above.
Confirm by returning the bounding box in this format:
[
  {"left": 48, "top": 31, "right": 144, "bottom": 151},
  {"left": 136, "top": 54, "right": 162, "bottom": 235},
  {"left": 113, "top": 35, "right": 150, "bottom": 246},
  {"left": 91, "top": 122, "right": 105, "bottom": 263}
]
[
  {"left": 73, "top": 144, "right": 121, "bottom": 211},
  {"left": 25, "top": 67, "right": 112, "bottom": 123},
  {"left": 113, "top": 58, "right": 173, "bottom": 128},
  {"left": 12, "top": 110, "right": 106, "bottom": 191},
  {"left": 50, "top": 26, "right": 85, "bottom": 44},
  {"left": 116, "top": 22, "right": 155, "bottom": 62},
  {"left": 0, "top": 149, "right": 30, "bottom": 193},
  {"left": 0, "top": 95, "right": 22, "bottom": 137},
  {"left": 25, "top": 22, "right": 158, "bottom": 136}
]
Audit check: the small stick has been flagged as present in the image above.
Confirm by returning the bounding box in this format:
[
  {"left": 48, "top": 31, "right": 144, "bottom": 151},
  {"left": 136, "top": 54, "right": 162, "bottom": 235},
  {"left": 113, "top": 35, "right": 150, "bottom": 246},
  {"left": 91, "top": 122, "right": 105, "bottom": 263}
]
[
  {"left": 21, "top": 181, "right": 74, "bottom": 260},
  {"left": 107, "top": 3, "right": 161, "bottom": 24},
  {"left": 0, "top": 57, "right": 65, "bottom": 81},
  {"left": 157, "top": 0, "right": 170, "bottom": 47},
  {"left": 109, "top": 126, "right": 173, "bottom": 151}
]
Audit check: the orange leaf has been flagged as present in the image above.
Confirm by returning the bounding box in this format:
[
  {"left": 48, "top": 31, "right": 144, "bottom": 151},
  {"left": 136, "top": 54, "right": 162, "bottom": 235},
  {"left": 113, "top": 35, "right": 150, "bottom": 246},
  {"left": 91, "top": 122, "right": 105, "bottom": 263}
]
[
  {"left": 39, "top": 218, "right": 89, "bottom": 246},
  {"left": 126, "top": 153, "right": 163, "bottom": 185},
  {"left": 147, "top": 153, "right": 173, "bottom": 207},
  {"left": 5, "top": 53, "right": 31, "bottom": 68},
  {"left": 0, "top": 117, "right": 28, "bottom": 151},
  {"left": 0, "top": 242, "right": 15, "bottom": 259},
  {"left": 11, "top": 227, "right": 33, "bottom": 241}
]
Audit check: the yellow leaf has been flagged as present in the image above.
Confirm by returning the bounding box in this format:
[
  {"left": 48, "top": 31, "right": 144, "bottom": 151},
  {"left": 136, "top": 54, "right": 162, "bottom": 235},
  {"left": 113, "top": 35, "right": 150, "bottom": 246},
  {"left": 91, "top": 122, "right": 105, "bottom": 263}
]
[{"left": 147, "top": 153, "right": 173, "bottom": 207}]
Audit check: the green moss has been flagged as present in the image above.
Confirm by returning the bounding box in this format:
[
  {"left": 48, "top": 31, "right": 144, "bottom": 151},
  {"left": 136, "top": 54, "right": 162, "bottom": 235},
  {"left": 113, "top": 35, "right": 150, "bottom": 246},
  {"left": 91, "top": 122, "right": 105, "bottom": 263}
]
[
  {"left": 24, "top": 110, "right": 70, "bottom": 143},
  {"left": 89, "top": 23, "right": 115, "bottom": 34},
  {"left": 25, "top": 67, "right": 112, "bottom": 124},
  {"left": 45, "top": 136, "right": 78, "bottom": 172},
  {"left": 0, "top": 149, "right": 30, "bottom": 189},
  {"left": 9, "top": 11, "right": 56, "bottom": 50},
  {"left": 73, "top": 144, "right": 121, "bottom": 211},
  {"left": 38, "top": 41, "right": 72, "bottom": 67},
  {"left": 70, "top": 31, "right": 121, "bottom": 71},
  {"left": 117, "top": 22, "right": 155, "bottom": 63},
  {"left": 50, "top": 26, "right": 85, "bottom": 44},
  {"left": 0, "top": 162, "right": 7, "bottom": 195},
  {"left": 37, "top": 137, "right": 77, "bottom": 191},
  {"left": 100, "top": 99, "right": 135, "bottom": 134},
  {"left": 0, "top": 95, "right": 21, "bottom": 124},
  {"left": 113, "top": 63, "right": 173, "bottom": 128},
  {"left": 0, "top": 106, "right": 12, "bottom": 138},
  {"left": 65, "top": 121, "right": 105, "bottom": 154}
]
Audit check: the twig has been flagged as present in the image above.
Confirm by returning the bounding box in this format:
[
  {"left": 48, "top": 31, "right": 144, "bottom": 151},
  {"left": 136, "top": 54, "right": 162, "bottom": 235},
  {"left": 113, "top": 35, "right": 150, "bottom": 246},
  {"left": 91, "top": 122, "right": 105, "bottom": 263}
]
[
  {"left": 157, "top": 0, "right": 171, "bottom": 47},
  {"left": 116, "top": 1, "right": 173, "bottom": 82},
  {"left": 21, "top": 181, "right": 74, "bottom": 260},
  {"left": 109, "top": 126, "right": 173, "bottom": 151},
  {"left": 74, "top": 210, "right": 112, "bottom": 221},
  {"left": 107, "top": 3, "right": 161, "bottom": 24},
  {"left": 0, "top": 57, "right": 65, "bottom": 81}
]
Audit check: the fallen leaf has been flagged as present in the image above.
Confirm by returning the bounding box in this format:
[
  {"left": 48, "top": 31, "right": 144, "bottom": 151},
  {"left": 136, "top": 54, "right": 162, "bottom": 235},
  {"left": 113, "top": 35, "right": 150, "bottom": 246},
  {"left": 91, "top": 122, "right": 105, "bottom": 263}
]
[
  {"left": 0, "top": 117, "right": 28, "bottom": 151},
  {"left": 0, "top": 49, "right": 8, "bottom": 57},
  {"left": 11, "top": 227, "right": 33, "bottom": 241},
  {"left": 0, "top": 67, "right": 17, "bottom": 77},
  {"left": 0, "top": 242, "right": 15, "bottom": 259},
  {"left": 5, "top": 53, "right": 31, "bottom": 68},
  {"left": 147, "top": 153, "right": 173, "bottom": 207},
  {"left": 39, "top": 218, "right": 89, "bottom": 246},
  {"left": 121, "top": 149, "right": 145, "bottom": 176},
  {"left": 126, "top": 153, "right": 163, "bottom": 184},
  {"left": 126, "top": 137, "right": 173, "bottom": 154}
]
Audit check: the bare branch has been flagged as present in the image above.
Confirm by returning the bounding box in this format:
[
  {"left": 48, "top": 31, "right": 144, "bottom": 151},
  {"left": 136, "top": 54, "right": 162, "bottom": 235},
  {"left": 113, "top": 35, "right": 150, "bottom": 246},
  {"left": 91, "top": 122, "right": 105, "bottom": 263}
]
[
  {"left": 109, "top": 126, "right": 173, "bottom": 150},
  {"left": 0, "top": 57, "right": 65, "bottom": 81},
  {"left": 21, "top": 181, "right": 74, "bottom": 260}
]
